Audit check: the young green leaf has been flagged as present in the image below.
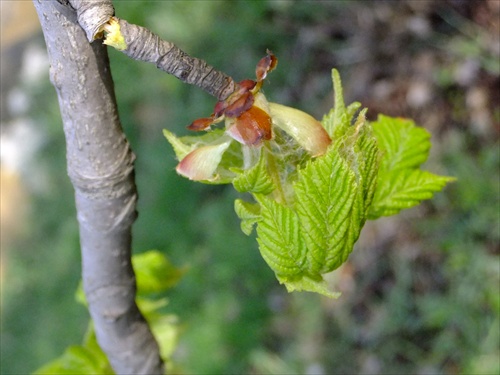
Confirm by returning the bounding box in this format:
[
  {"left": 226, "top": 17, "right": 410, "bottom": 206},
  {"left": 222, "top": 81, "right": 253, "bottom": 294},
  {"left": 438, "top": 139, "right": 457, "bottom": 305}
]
[
  {"left": 234, "top": 199, "right": 261, "bottom": 235},
  {"left": 255, "top": 195, "right": 307, "bottom": 280},
  {"left": 133, "top": 250, "right": 187, "bottom": 295},
  {"left": 322, "top": 69, "right": 359, "bottom": 139},
  {"left": 255, "top": 195, "right": 340, "bottom": 298},
  {"left": 354, "top": 123, "right": 381, "bottom": 219},
  {"left": 369, "top": 169, "right": 454, "bottom": 218},
  {"left": 372, "top": 115, "right": 431, "bottom": 171},
  {"left": 293, "top": 147, "right": 358, "bottom": 275},
  {"left": 232, "top": 149, "right": 276, "bottom": 194},
  {"left": 281, "top": 274, "right": 341, "bottom": 298},
  {"left": 150, "top": 314, "right": 180, "bottom": 368},
  {"left": 163, "top": 128, "right": 197, "bottom": 160},
  {"left": 369, "top": 115, "right": 455, "bottom": 219},
  {"left": 163, "top": 129, "right": 243, "bottom": 183},
  {"left": 33, "top": 343, "right": 112, "bottom": 375},
  {"left": 36, "top": 250, "right": 183, "bottom": 374}
]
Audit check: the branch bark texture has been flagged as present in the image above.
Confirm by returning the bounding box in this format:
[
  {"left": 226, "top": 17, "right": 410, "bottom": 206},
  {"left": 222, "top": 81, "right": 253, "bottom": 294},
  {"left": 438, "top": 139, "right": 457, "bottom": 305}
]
[
  {"left": 115, "top": 18, "right": 235, "bottom": 101},
  {"left": 69, "top": 0, "right": 236, "bottom": 101},
  {"left": 33, "top": 1, "right": 163, "bottom": 373}
]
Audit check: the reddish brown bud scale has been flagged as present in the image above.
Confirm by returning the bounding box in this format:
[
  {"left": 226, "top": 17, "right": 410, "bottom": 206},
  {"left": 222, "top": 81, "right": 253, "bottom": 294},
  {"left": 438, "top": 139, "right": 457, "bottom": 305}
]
[
  {"left": 255, "top": 51, "right": 277, "bottom": 82},
  {"left": 225, "top": 79, "right": 255, "bottom": 105},
  {"left": 186, "top": 51, "right": 277, "bottom": 141},
  {"left": 238, "top": 79, "right": 257, "bottom": 91},
  {"left": 213, "top": 101, "right": 227, "bottom": 118},
  {"left": 227, "top": 106, "right": 273, "bottom": 146},
  {"left": 187, "top": 117, "right": 214, "bottom": 131},
  {"left": 224, "top": 91, "right": 255, "bottom": 118}
]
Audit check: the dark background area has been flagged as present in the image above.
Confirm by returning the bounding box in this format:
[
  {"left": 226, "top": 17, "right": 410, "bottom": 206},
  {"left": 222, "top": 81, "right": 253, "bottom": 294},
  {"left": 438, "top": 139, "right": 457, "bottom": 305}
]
[{"left": 1, "top": 1, "right": 498, "bottom": 374}]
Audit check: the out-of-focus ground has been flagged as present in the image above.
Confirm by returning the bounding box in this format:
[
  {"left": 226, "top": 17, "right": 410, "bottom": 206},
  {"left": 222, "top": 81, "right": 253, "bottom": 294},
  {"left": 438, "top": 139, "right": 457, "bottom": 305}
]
[
  {"left": 1, "top": 1, "right": 498, "bottom": 374},
  {"left": 1, "top": 1, "right": 40, "bottom": 250}
]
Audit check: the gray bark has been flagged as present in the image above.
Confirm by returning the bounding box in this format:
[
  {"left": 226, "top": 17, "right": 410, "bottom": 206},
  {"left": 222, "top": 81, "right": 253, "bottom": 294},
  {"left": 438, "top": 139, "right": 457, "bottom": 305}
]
[
  {"left": 115, "top": 18, "right": 235, "bottom": 101},
  {"left": 33, "top": 1, "right": 163, "bottom": 373},
  {"left": 68, "top": 0, "right": 235, "bottom": 101}
]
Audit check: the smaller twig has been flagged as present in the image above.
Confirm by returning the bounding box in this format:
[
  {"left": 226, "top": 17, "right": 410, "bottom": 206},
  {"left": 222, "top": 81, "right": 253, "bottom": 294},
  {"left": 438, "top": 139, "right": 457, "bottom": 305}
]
[
  {"left": 106, "top": 18, "right": 236, "bottom": 101},
  {"left": 68, "top": 0, "right": 236, "bottom": 101}
]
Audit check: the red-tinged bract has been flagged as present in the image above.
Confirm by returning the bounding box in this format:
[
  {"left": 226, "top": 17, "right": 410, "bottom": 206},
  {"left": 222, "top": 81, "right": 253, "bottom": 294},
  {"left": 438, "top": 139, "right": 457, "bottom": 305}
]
[
  {"left": 187, "top": 117, "right": 216, "bottom": 131},
  {"left": 176, "top": 140, "right": 232, "bottom": 181},
  {"left": 255, "top": 51, "right": 278, "bottom": 82},
  {"left": 227, "top": 106, "right": 273, "bottom": 146}
]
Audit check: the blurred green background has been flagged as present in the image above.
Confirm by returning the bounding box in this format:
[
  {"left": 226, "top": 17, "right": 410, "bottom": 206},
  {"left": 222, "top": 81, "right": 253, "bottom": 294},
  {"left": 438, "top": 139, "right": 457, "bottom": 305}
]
[{"left": 1, "top": 1, "right": 498, "bottom": 374}]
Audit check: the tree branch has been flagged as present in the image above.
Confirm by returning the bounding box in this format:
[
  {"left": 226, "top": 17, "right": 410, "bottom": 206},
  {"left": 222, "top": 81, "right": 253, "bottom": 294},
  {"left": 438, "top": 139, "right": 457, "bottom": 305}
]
[
  {"left": 33, "top": 1, "right": 163, "bottom": 373},
  {"left": 68, "top": 0, "right": 236, "bottom": 101},
  {"left": 115, "top": 18, "right": 236, "bottom": 101}
]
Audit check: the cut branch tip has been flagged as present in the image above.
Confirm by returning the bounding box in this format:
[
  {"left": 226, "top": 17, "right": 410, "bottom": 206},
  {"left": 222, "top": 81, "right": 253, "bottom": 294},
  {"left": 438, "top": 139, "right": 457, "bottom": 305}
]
[{"left": 102, "top": 17, "right": 127, "bottom": 51}]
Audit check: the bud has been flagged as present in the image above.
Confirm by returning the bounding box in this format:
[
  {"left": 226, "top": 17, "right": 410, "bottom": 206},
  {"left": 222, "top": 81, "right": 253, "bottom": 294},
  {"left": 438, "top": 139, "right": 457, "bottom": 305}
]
[
  {"left": 226, "top": 106, "right": 272, "bottom": 146},
  {"left": 269, "top": 103, "right": 331, "bottom": 157}
]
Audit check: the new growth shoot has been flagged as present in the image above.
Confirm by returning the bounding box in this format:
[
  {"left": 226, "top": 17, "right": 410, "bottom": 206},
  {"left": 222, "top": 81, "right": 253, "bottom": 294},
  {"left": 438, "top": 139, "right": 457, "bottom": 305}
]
[{"left": 164, "top": 53, "right": 455, "bottom": 297}]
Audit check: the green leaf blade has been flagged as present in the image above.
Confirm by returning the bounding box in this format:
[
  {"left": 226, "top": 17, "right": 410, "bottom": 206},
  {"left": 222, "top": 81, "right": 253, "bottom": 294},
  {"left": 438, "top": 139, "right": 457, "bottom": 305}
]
[
  {"left": 369, "top": 169, "right": 455, "bottom": 218},
  {"left": 294, "top": 148, "right": 357, "bottom": 274},
  {"left": 372, "top": 115, "right": 431, "bottom": 171},
  {"left": 255, "top": 195, "right": 307, "bottom": 279},
  {"left": 369, "top": 115, "right": 455, "bottom": 219},
  {"left": 280, "top": 275, "right": 341, "bottom": 298},
  {"left": 232, "top": 149, "right": 275, "bottom": 194},
  {"left": 322, "top": 69, "right": 354, "bottom": 139},
  {"left": 356, "top": 126, "right": 381, "bottom": 219},
  {"left": 33, "top": 344, "right": 112, "bottom": 375},
  {"left": 133, "top": 250, "right": 186, "bottom": 295},
  {"left": 162, "top": 128, "right": 193, "bottom": 160},
  {"left": 234, "top": 199, "right": 261, "bottom": 235}
]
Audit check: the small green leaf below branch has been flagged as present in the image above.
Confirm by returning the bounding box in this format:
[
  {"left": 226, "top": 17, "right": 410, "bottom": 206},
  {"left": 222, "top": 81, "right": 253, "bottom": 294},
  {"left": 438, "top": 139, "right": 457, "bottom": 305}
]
[{"left": 36, "top": 251, "right": 183, "bottom": 374}]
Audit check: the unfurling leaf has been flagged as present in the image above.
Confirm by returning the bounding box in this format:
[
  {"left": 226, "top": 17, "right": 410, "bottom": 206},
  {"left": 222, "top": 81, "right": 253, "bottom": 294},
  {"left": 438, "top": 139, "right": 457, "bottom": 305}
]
[
  {"left": 369, "top": 168, "right": 454, "bottom": 219},
  {"left": 294, "top": 147, "right": 357, "bottom": 274},
  {"left": 255, "top": 195, "right": 307, "bottom": 280},
  {"left": 369, "top": 115, "right": 455, "bottom": 219},
  {"left": 234, "top": 199, "right": 261, "bottom": 235},
  {"left": 373, "top": 115, "right": 431, "bottom": 171},
  {"left": 232, "top": 149, "right": 275, "bottom": 194}
]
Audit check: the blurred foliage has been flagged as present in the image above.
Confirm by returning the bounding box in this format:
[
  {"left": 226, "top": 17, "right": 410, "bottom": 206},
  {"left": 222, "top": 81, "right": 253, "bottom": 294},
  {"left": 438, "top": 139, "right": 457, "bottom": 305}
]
[
  {"left": 1, "top": 1, "right": 498, "bottom": 374},
  {"left": 34, "top": 250, "right": 182, "bottom": 375}
]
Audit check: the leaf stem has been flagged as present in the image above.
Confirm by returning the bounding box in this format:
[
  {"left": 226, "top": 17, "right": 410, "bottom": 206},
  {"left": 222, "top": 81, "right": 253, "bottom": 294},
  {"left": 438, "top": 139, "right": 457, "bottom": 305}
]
[{"left": 264, "top": 145, "right": 288, "bottom": 206}]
